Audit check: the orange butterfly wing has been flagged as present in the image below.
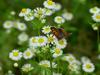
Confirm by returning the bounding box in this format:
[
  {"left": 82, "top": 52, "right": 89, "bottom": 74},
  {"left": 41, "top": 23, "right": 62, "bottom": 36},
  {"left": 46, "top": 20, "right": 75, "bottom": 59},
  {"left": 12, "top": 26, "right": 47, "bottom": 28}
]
[
  {"left": 51, "top": 27, "right": 72, "bottom": 40},
  {"left": 51, "top": 27, "right": 64, "bottom": 39}
]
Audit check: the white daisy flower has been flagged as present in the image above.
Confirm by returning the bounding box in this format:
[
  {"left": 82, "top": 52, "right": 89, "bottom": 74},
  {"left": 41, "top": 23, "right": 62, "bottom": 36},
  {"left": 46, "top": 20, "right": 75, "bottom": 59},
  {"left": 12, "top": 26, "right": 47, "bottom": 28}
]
[
  {"left": 42, "top": 26, "right": 51, "bottom": 34},
  {"left": 23, "top": 48, "right": 34, "bottom": 59},
  {"left": 47, "top": 34, "right": 57, "bottom": 44},
  {"left": 18, "top": 32, "right": 28, "bottom": 43},
  {"left": 39, "top": 60, "right": 50, "bottom": 68},
  {"left": 68, "top": 63, "right": 80, "bottom": 73},
  {"left": 92, "top": 13, "right": 100, "bottom": 22},
  {"left": 17, "top": 22, "right": 27, "bottom": 31},
  {"left": 54, "top": 16, "right": 65, "bottom": 24},
  {"left": 34, "top": 7, "right": 46, "bottom": 19},
  {"left": 9, "top": 49, "right": 22, "bottom": 61},
  {"left": 29, "top": 37, "right": 38, "bottom": 47},
  {"left": 82, "top": 62, "right": 95, "bottom": 73},
  {"left": 45, "top": 9, "right": 54, "bottom": 16},
  {"left": 89, "top": 7, "right": 100, "bottom": 14},
  {"left": 62, "top": 12, "right": 73, "bottom": 21},
  {"left": 39, "top": 60, "right": 57, "bottom": 68},
  {"left": 41, "top": 19, "right": 46, "bottom": 23},
  {"left": 3, "top": 21, "right": 13, "bottom": 29},
  {"left": 43, "top": 0, "right": 55, "bottom": 9},
  {"left": 37, "top": 36, "right": 48, "bottom": 46},
  {"left": 19, "top": 8, "right": 31, "bottom": 17},
  {"left": 53, "top": 48, "right": 63, "bottom": 58},
  {"left": 24, "top": 12, "right": 34, "bottom": 21},
  {"left": 55, "top": 38, "right": 67, "bottom": 49},
  {"left": 53, "top": 72, "right": 62, "bottom": 75},
  {"left": 53, "top": 3, "right": 62, "bottom": 11},
  {"left": 81, "top": 56, "right": 91, "bottom": 64},
  {"left": 21, "top": 64, "right": 34, "bottom": 72},
  {"left": 62, "top": 54, "right": 76, "bottom": 64}
]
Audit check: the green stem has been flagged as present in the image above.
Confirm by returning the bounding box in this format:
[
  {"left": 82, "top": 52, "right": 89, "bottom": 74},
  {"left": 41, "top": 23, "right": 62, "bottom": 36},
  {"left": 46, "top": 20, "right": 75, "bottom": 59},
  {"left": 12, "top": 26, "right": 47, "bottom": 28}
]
[
  {"left": 50, "top": 60, "right": 53, "bottom": 75},
  {"left": 28, "top": 72, "right": 31, "bottom": 75},
  {"left": 84, "top": 72, "right": 88, "bottom": 75},
  {"left": 97, "top": 27, "right": 99, "bottom": 52},
  {"left": 57, "top": 60, "right": 59, "bottom": 73},
  {"left": 21, "top": 71, "right": 23, "bottom": 75}
]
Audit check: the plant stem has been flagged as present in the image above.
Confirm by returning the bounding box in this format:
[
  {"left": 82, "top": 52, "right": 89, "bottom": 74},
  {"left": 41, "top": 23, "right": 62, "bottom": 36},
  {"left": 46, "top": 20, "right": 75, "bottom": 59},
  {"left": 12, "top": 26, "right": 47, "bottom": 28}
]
[
  {"left": 50, "top": 60, "right": 53, "bottom": 75},
  {"left": 97, "top": 27, "right": 99, "bottom": 52}
]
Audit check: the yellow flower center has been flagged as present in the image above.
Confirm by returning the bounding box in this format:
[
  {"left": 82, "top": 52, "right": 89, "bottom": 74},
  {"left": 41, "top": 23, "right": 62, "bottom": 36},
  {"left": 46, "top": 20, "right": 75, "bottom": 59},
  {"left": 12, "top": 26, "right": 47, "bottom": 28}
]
[
  {"left": 48, "top": 36, "right": 54, "bottom": 43},
  {"left": 20, "top": 25, "right": 24, "bottom": 28},
  {"left": 86, "top": 64, "right": 92, "bottom": 69},
  {"left": 25, "top": 51, "right": 31, "bottom": 56},
  {"left": 32, "top": 38, "right": 36, "bottom": 43},
  {"left": 42, "top": 64, "right": 49, "bottom": 67},
  {"left": 45, "top": 28, "right": 50, "bottom": 32},
  {"left": 92, "top": 8, "right": 97, "bottom": 12},
  {"left": 69, "top": 57, "right": 74, "bottom": 61},
  {"left": 55, "top": 48, "right": 61, "bottom": 54},
  {"left": 58, "top": 40, "right": 64, "bottom": 45},
  {"left": 13, "top": 52, "right": 19, "bottom": 57},
  {"left": 6, "top": 22, "right": 11, "bottom": 26},
  {"left": 38, "top": 10, "right": 43, "bottom": 14},
  {"left": 57, "top": 17, "right": 62, "bottom": 21},
  {"left": 47, "top": 1, "right": 53, "bottom": 5},
  {"left": 38, "top": 38, "right": 44, "bottom": 43},
  {"left": 96, "top": 15, "right": 100, "bottom": 19},
  {"left": 21, "top": 8, "right": 27, "bottom": 13}
]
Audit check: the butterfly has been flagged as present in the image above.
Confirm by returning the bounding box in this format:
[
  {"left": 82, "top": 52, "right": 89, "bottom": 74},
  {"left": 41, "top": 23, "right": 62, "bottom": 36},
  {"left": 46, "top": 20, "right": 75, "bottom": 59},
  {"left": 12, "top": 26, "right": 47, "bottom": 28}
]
[{"left": 51, "top": 27, "right": 72, "bottom": 40}]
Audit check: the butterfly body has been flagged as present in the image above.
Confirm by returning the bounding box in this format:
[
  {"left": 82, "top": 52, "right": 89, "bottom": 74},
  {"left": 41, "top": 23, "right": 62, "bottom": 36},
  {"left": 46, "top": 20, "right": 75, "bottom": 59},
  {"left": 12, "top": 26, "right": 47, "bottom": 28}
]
[{"left": 51, "top": 27, "right": 71, "bottom": 40}]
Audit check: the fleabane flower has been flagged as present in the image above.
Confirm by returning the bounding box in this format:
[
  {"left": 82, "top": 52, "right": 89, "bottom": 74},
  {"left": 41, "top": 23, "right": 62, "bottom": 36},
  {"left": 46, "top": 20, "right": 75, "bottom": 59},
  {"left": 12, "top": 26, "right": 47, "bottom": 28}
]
[
  {"left": 42, "top": 26, "right": 51, "bottom": 34},
  {"left": 53, "top": 3, "right": 62, "bottom": 11},
  {"left": 9, "top": 49, "right": 22, "bottom": 61},
  {"left": 47, "top": 34, "right": 57, "bottom": 44},
  {"left": 3, "top": 21, "right": 13, "bottom": 29},
  {"left": 68, "top": 62, "right": 80, "bottom": 73},
  {"left": 55, "top": 38, "right": 67, "bottom": 49},
  {"left": 62, "top": 54, "right": 76, "bottom": 64},
  {"left": 82, "top": 62, "right": 95, "bottom": 73},
  {"left": 43, "top": 0, "right": 55, "bottom": 9},
  {"left": 24, "top": 12, "right": 34, "bottom": 21},
  {"left": 39, "top": 60, "right": 57, "bottom": 68},
  {"left": 18, "top": 32, "right": 29, "bottom": 43},
  {"left": 23, "top": 49, "right": 34, "bottom": 59},
  {"left": 89, "top": 7, "right": 100, "bottom": 14},
  {"left": 81, "top": 56, "right": 91, "bottom": 64},
  {"left": 21, "top": 64, "right": 34, "bottom": 72},
  {"left": 54, "top": 16, "right": 65, "bottom": 24},
  {"left": 19, "top": 8, "right": 31, "bottom": 17},
  {"left": 39, "top": 60, "right": 50, "bottom": 68},
  {"left": 37, "top": 36, "right": 48, "bottom": 46},
  {"left": 34, "top": 7, "right": 46, "bottom": 19},
  {"left": 92, "top": 13, "right": 100, "bottom": 22},
  {"left": 17, "top": 22, "right": 27, "bottom": 31},
  {"left": 52, "top": 48, "right": 63, "bottom": 58},
  {"left": 29, "top": 37, "right": 38, "bottom": 47},
  {"left": 45, "top": 9, "right": 54, "bottom": 16},
  {"left": 62, "top": 12, "right": 73, "bottom": 21}
]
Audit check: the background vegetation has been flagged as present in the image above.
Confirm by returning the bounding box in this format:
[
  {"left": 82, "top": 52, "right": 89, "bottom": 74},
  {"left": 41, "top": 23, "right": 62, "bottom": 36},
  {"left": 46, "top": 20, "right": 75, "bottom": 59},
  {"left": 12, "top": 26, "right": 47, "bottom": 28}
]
[{"left": 0, "top": 0, "right": 100, "bottom": 75}]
